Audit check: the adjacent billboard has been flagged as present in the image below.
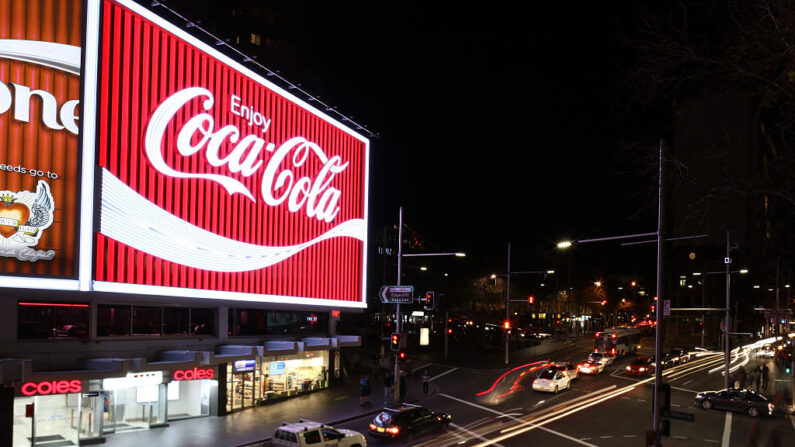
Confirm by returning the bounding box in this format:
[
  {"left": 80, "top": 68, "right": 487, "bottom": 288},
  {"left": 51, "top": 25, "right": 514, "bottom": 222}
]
[
  {"left": 0, "top": 0, "right": 84, "bottom": 281},
  {"left": 92, "top": 0, "right": 369, "bottom": 307}
]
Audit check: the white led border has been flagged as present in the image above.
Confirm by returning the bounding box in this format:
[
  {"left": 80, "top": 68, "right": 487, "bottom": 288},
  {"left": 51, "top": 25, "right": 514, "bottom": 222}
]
[{"left": 91, "top": 0, "right": 369, "bottom": 307}]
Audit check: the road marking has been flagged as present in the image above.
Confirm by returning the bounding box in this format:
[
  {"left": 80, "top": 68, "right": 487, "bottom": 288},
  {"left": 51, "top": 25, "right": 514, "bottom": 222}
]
[
  {"left": 450, "top": 422, "right": 505, "bottom": 447},
  {"left": 600, "top": 435, "right": 613, "bottom": 438},
  {"left": 671, "top": 404, "right": 680, "bottom": 407},
  {"left": 623, "top": 435, "right": 637, "bottom": 438},
  {"left": 431, "top": 367, "right": 459, "bottom": 382},
  {"left": 333, "top": 395, "right": 348, "bottom": 401},
  {"left": 621, "top": 396, "right": 631, "bottom": 400},
  {"left": 637, "top": 399, "right": 647, "bottom": 402},
  {"left": 496, "top": 413, "right": 521, "bottom": 418},
  {"left": 673, "top": 435, "right": 687, "bottom": 439},
  {"left": 705, "top": 439, "right": 719, "bottom": 443},
  {"left": 722, "top": 412, "right": 732, "bottom": 447},
  {"left": 580, "top": 438, "right": 592, "bottom": 441},
  {"left": 681, "top": 380, "right": 693, "bottom": 386},
  {"left": 438, "top": 393, "right": 598, "bottom": 447},
  {"left": 413, "top": 362, "right": 433, "bottom": 372}
]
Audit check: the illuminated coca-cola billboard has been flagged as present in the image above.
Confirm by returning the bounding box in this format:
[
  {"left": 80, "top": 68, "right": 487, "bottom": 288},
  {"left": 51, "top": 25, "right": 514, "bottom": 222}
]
[
  {"left": 93, "top": 0, "right": 369, "bottom": 307},
  {"left": 0, "top": 0, "right": 84, "bottom": 282}
]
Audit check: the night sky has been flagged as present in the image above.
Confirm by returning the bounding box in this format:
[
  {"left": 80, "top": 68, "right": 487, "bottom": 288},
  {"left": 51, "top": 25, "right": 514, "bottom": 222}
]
[{"left": 301, "top": 3, "right": 658, "bottom": 281}]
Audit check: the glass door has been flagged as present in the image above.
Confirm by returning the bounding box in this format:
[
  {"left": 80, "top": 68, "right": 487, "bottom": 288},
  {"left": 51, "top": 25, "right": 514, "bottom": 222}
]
[
  {"left": 102, "top": 391, "right": 115, "bottom": 434},
  {"left": 77, "top": 393, "right": 103, "bottom": 441}
]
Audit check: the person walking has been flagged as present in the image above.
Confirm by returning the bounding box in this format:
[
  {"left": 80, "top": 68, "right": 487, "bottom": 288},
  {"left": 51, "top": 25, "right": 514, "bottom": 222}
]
[
  {"left": 384, "top": 371, "right": 393, "bottom": 404},
  {"left": 422, "top": 369, "right": 430, "bottom": 394},
  {"left": 359, "top": 374, "right": 371, "bottom": 406},
  {"left": 399, "top": 371, "right": 407, "bottom": 402},
  {"left": 761, "top": 364, "right": 769, "bottom": 391}
]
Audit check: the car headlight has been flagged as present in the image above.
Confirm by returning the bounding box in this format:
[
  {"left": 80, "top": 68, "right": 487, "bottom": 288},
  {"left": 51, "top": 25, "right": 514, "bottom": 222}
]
[
  {"left": 626, "top": 366, "right": 631, "bottom": 371},
  {"left": 639, "top": 367, "right": 646, "bottom": 372}
]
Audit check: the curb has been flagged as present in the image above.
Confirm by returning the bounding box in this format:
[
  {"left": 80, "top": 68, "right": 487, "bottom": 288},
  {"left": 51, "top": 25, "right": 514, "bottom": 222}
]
[{"left": 235, "top": 384, "right": 440, "bottom": 447}]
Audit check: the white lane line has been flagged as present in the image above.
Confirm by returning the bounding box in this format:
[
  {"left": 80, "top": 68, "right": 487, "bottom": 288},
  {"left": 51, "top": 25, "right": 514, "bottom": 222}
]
[
  {"left": 449, "top": 422, "right": 505, "bottom": 447},
  {"left": 439, "top": 393, "right": 598, "bottom": 447},
  {"left": 621, "top": 396, "right": 631, "bottom": 400},
  {"left": 413, "top": 362, "right": 433, "bottom": 372},
  {"left": 705, "top": 439, "right": 719, "bottom": 443},
  {"left": 671, "top": 404, "right": 681, "bottom": 407},
  {"left": 681, "top": 380, "right": 693, "bottom": 386},
  {"left": 580, "top": 438, "right": 592, "bottom": 441},
  {"left": 722, "top": 412, "right": 732, "bottom": 447},
  {"left": 431, "top": 367, "right": 459, "bottom": 382},
  {"left": 600, "top": 435, "right": 613, "bottom": 438},
  {"left": 623, "top": 435, "right": 637, "bottom": 438},
  {"left": 673, "top": 435, "right": 687, "bottom": 439},
  {"left": 637, "top": 399, "right": 647, "bottom": 402}
]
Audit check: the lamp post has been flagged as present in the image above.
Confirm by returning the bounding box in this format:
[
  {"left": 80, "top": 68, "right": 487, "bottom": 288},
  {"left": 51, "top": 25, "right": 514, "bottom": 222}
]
[{"left": 393, "top": 207, "right": 465, "bottom": 401}]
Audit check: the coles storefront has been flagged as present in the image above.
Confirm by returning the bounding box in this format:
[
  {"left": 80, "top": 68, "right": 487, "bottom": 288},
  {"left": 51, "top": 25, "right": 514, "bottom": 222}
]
[
  {"left": 0, "top": 0, "right": 368, "bottom": 446},
  {"left": 12, "top": 367, "right": 218, "bottom": 446}
]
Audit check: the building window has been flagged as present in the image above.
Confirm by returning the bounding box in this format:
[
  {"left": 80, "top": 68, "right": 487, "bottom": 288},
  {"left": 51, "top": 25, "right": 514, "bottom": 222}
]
[
  {"left": 250, "top": 33, "right": 261, "bottom": 46},
  {"left": 228, "top": 310, "right": 328, "bottom": 336},
  {"left": 98, "top": 304, "right": 216, "bottom": 337},
  {"left": 97, "top": 304, "right": 132, "bottom": 336},
  {"left": 17, "top": 302, "right": 89, "bottom": 339}
]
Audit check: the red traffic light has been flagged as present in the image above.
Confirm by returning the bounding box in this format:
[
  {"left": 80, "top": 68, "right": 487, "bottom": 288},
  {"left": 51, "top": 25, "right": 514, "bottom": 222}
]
[
  {"left": 601, "top": 300, "right": 607, "bottom": 306},
  {"left": 528, "top": 295, "right": 534, "bottom": 304},
  {"left": 399, "top": 352, "right": 406, "bottom": 359},
  {"left": 503, "top": 321, "right": 511, "bottom": 330},
  {"left": 447, "top": 328, "right": 452, "bottom": 334}
]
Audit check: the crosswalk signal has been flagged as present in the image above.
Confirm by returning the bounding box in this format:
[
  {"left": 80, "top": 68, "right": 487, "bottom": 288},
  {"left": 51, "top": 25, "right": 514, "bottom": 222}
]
[
  {"left": 390, "top": 333, "right": 399, "bottom": 352},
  {"left": 424, "top": 291, "right": 435, "bottom": 311}
]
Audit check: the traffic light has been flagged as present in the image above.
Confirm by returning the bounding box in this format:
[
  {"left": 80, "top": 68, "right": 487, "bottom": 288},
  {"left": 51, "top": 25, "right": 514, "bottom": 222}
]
[
  {"left": 528, "top": 295, "right": 535, "bottom": 304},
  {"left": 786, "top": 365, "right": 792, "bottom": 374},
  {"left": 399, "top": 351, "right": 406, "bottom": 359},
  {"left": 424, "top": 291, "right": 435, "bottom": 311},
  {"left": 651, "top": 304, "right": 656, "bottom": 314},
  {"left": 503, "top": 321, "right": 511, "bottom": 330},
  {"left": 390, "top": 332, "right": 399, "bottom": 352},
  {"left": 601, "top": 300, "right": 607, "bottom": 306}
]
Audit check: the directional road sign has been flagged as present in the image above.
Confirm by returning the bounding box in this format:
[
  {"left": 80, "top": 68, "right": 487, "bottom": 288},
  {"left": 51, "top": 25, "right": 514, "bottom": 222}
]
[{"left": 379, "top": 285, "right": 415, "bottom": 304}]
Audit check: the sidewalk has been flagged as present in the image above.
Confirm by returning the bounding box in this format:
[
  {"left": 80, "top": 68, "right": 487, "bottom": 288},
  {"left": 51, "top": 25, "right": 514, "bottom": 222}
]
[{"left": 104, "top": 373, "right": 435, "bottom": 447}]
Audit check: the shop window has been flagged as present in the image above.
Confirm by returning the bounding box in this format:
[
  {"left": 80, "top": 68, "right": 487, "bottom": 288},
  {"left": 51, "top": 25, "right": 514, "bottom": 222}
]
[
  {"left": 97, "top": 304, "right": 131, "bottom": 336},
  {"left": 190, "top": 307, "right": 216, "bottom": 336},
  {"left": 17, "top": 302, "right": 89, "bottom": 339},
  {"left": 133, "top": 306, "right": 163, "bottom": 335},
  {"left": 163, "top": 307, "right": 189, "bottom": 335},
  {"left": 228, "top": 308, "right": 268, "bottom": 336}
]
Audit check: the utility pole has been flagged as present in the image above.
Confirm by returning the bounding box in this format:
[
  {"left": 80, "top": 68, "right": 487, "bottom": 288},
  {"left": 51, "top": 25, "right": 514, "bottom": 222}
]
[
  {"left": 394, "top": 207, "right": 403, "bottom": 402},
  {"left": 652, "top": 139, "right": 665, "bottom": 447},
  {"left": 505, "top": 242, "right": 511, "bottom": 365},
  {"left": 724, "top": 231, "right": 730, "bottom": 390}
]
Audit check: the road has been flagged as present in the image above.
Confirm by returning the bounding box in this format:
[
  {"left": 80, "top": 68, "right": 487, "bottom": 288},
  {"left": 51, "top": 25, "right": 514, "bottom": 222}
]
[{"left": 334, "top": 338, "right": 795, "bottom": 446}]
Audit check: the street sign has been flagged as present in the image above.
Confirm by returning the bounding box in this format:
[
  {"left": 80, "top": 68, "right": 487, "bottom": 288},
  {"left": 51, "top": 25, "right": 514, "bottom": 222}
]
[
  {"left": 662, "top": 409, "right": 695, "bottom": 422},
  {"left": 379, "top": 285, "right": 415, "bottom": 304},
  {"left": 663, "top": 300, "right": 671, "bottom": 316}
]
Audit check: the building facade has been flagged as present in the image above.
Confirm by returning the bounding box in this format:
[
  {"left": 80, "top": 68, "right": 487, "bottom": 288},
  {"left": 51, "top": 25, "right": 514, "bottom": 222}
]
[{"left": 0, "top": 1, "right": 369, "bottom": 446}]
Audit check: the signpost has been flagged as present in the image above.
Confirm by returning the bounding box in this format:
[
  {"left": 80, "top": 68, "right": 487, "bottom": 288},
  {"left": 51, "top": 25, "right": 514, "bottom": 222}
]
[{"left": 379, "top": 285, "right": 415, "bottom": 304}]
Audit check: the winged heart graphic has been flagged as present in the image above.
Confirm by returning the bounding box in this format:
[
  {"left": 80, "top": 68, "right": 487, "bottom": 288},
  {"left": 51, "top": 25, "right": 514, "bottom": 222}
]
[{"left": 0, "top": 180, "right": 56, "bottom": 262}]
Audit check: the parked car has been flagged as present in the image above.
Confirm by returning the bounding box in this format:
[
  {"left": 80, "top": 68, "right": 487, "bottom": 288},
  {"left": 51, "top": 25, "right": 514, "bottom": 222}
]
[
  {"left": 532, "top": 368, "right": 571, "bottom": 393},
  {"left": 695, "top": 389, "right": 774, "bottom": 417},
  {"left": 550, "top": 362, "right": 578, "bottom": 380},
  {"left": 626, "top": 357, "right": 655, "bottom": 376},
  {"left": 274, "top": 420, "right": 366, "bottom": 447},
  {"left": 577, "top": 359, "right": 605, "bottom": 375},
  {"left": 669, "top": 348, "right": 691, "bottom": 364},
  {"left": 369, "top": 404, "right": 451, "bottom": 439}
]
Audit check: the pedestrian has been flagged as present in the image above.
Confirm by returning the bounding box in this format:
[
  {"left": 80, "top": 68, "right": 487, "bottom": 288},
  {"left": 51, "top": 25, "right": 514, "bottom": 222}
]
[
  {"left": 422, "top": 369, "right": 430, "bottom": 394},
  {"left": 359, "top": 374, "right": 371, "bottom": 406},
  {"left": 384, "top": 371, "right": 393, "bottom": 404},
  {"left": 761, "top": 364, "right": 769, "bottom": 391},
  {"left": 399, "top": 371, "right": 407, "bottom": 402}
]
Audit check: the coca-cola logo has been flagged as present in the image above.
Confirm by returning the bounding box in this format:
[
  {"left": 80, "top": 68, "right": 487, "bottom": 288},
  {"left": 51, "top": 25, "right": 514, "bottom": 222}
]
[{"left": 144, "top": 88, "right": 349, "bottom": 223}]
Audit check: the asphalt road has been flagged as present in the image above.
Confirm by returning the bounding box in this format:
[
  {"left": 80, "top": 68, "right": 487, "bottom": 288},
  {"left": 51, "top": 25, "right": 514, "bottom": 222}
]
[{"left": 333, "top": 338, "right": 795, "bottom": 446}]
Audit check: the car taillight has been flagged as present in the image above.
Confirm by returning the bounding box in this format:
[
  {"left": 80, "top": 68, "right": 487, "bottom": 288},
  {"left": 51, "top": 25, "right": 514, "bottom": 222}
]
[
  {"left": 369, "top": 424, "right": 377, "bottom": 430},
  {"left": 387, "top": 427, "right": 400, "bottom": 434},
  {"left": 768, "top": 403, "right": 774, "bottom": 413}
]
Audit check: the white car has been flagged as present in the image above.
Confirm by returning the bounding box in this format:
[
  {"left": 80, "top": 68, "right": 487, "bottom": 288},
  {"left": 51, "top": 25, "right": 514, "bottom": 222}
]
[
  {"left": 274, "top": 420, "right": 367, "bottom": 447},
  {"left": 532, "top": 369, "right": 571, "bottom": 393},
  {"left": 588, "top": 351, "right": 615, "bottom": 366},
  {"left": 577, "top": 360, "right": 605, "bottom": 375}
]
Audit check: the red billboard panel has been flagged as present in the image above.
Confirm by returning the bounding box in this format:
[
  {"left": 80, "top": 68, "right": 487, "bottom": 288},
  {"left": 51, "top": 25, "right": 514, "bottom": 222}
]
[
  {"left": 0, "top": 0, "right": 83, "bottom": 280},
  {"left": 94, "top": 0, "right": 369, "bottom": 307}
]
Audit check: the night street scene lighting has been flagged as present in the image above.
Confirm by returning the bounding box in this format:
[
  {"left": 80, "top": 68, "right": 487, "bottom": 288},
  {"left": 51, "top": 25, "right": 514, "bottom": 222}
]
[{"left": 0, "top": 2, "right": 793, "bottom": 447}]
